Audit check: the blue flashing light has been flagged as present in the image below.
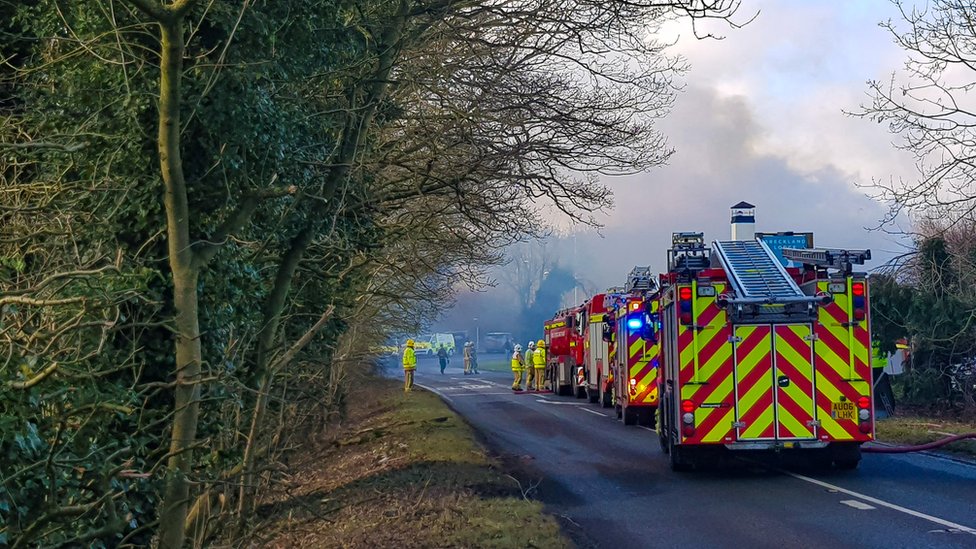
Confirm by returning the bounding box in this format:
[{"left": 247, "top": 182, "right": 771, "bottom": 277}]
[
  {"left": 853, "top": 296, "right": 865, "bottom": 309},
  {"left": 627, "top": 318, "right": 643, "bottom": 330}
]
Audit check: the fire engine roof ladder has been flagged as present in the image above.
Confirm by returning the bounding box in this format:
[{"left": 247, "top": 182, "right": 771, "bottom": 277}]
[
  {"left": 625, "top": 266, "right": 656, "bottom": 294},
  {"left": 713, "top": 239, "right": 809, "bottom": 303},
  {"left": 782, "top": 248, "right": 871, "bottom": 275}
]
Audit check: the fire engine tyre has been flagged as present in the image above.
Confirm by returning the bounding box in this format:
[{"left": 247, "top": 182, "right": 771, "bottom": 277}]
[
  {"left": 623, "top": 407, "right": 638, "bottom": 426},
  {"left": 831, "top": 443, "right": 862, "bottom": 470},
  {"left": 575, "top": 386, "right": 587, "bottom": 399},
  {"left": 668, "top": 437, "right": 692, "bottom": 472},
  {"left": 587, "top": 387, "right": 599, "bottom": 404},
  {"left": 658, "top": 412, "right": 669, "bottom": 454},
  {"left": 601, "top": 390, "right": 612, "bottom": 408},
  {"left": 638, "top": 408, "right": 656, "bottom": 427},
  {"left": 615, "top": 404, "right": 622, "bottom": 420}
]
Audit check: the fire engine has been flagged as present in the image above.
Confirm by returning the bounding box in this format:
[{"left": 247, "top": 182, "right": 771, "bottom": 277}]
[
  {"left": 580, "top": 291, "right": 614, "bottom": 406},
  {"left": 657, "top": 231, "right": 874, "bottom": 471},
  {"left": 543, "top": 305, "right": 584, "bottom": 396},
  {"left": 604, "top": 267, "right": 661, "bottom": 426}
]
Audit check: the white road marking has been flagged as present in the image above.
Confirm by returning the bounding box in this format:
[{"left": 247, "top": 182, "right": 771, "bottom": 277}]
[
  {"left": 535, "top": 399, "right": 587, "bottom": 406},
  {"left": 637, "top": 426, "right": 657, "bottom": 432},
  {"left": 450, "top": 392, "right": 517, "bottom": 397},
  {"left": 840, "top": 499, "right": 875, "bottom": 510},
  {"left": 416, "top": 384, "right": 453, "bottom": 404},
  {"left": 785, "top": 471, "right": 976, "bottom": 535},
  {"left": 581, "top": 408, "right": 608, "bottom": 417}
]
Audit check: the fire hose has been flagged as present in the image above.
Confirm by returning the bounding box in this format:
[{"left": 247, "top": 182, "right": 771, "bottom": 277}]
[{"left": 862, "top": 433, "right": 976, "bottom": 454}]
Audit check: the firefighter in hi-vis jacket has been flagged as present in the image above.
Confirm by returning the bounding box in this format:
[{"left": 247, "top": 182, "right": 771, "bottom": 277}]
[
  {"left": 402, "top": 340, "right": 417, "bottom": 392},
  {"left": 511, "top": 344, "right": 524, "bottom": 391},
  {"left": 532, "top": 340, "right": 547, "bottom": 392}
]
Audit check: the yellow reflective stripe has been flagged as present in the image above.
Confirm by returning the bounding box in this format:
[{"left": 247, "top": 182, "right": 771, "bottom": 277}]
[
  {"left": 700, "top": 408, "right": 735, "bottom": 443},
  {"left": 589, "top": 314, "right": 604, "bottom": 322}
]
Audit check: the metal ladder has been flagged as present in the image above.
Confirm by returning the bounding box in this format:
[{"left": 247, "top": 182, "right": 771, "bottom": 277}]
[
  {"left": 713, "top": 240, "right": 804, "bottom": 299},
  {"left": 625, "top": 266, "right": 656, "bottom": 293}
]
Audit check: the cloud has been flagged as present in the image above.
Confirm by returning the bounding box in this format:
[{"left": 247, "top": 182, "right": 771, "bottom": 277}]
[{"left": 582, "top": 83, "right": 903, "bottom": 288}]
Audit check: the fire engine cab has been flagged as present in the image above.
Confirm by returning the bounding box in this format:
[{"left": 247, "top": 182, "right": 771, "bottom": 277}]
[{"left": 658, "top": 228, "right": 874, "bottom": 471}]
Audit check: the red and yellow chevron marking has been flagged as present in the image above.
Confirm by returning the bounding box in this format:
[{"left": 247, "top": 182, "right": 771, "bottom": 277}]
[
  {"left": 678, "top": 282, "right": 734, "bottom": 444},
  {"left": 773, "top": 324, "right": 816, "bottom": 440},
  {"left": 625, "top": 299, "right": 659, "bottom": 406},
  {"left": 627, "top": 332, "right": 658, "bottom": 406},
  {"left": 733, "top": 325, "right": 775, "bottom": 440},
  {"left": 813, "top": 279, "right": 872, "bottom": 442}
]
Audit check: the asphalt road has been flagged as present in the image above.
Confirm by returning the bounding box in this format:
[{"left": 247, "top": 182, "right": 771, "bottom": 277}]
[{"left": 390, "top": 357, "right": 976, "bottom": 548}]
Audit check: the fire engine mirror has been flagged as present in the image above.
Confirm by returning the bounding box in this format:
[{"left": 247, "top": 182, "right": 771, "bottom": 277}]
[{"left": 697, "top": 286, "right": 716, "bottom": 297}]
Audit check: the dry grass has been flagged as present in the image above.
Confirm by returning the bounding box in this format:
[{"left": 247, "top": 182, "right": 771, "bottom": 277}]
[
  {"left": 875, "top": 414, "right": 976, "bottom": 457},
  {"left": 251, "top": 378, "right": 569, "bottom": 548}
]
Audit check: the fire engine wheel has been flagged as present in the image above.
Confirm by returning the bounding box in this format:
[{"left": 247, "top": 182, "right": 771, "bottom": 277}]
[
  {"left": 668, "top": 437, "right": 692, "bottom": 472},
  {"left": 586, "top": 387, "right": 599, "bottom": 404},
  {"left": 623, "top": 407, "right": 638, "bottom": 426},
  {"left": 601, "top": 388, "right": 612, "bottom": 408},
  {"left": 831, "top": 444, "right": 862, "bottom": 470},
  {"left": 637, "top": 408, "right": 656, "bottom": 427},
  {"left": 575, "top": 386, "right": 587, "bottom": 399},
  {"left": 615, "top": 404, "right": 622, "bottom": 420},
  {"left": 658, "top": 413, "right": 669, "bottom": 454}
]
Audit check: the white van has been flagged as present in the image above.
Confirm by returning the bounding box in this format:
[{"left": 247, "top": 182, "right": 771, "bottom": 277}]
[{"left": 424, "top": 333, "right": 456, "bottom": 356}]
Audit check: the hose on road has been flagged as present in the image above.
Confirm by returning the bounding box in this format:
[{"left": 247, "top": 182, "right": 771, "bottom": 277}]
[{"left": 863, "top": 433, "right": 976, "bottom": 454}]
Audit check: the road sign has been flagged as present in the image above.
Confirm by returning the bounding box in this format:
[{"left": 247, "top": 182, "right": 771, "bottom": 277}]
[{"left": 757, "top": 232, "right": 814, "bottom": 267}]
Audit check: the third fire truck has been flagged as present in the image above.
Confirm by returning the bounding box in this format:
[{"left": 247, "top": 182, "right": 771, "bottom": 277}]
[
  {"left": 544, "top": 306, "right": 584, "bottom": 396},
  {"left": 657, "top": 232, "right": 874, "bottom": 470}
]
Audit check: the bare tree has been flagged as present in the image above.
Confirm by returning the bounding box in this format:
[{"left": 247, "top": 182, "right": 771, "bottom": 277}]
[{"left": 856, "top": 0, "right": 976, "bottom": 225}]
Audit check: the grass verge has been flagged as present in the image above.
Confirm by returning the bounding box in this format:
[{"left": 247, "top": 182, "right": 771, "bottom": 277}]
[
  {"left": 253, "top": 377, "right": 569, "bottom": 548},
  {"left": 875, "top": 415, "right": 976, "bottom": 458}
]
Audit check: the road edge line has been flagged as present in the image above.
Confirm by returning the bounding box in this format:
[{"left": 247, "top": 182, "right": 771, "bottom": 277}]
[
  {"left": 784, "top": 471, "right": 976, "bottom": 535},
  {"left": 416, "top": 383, "right": 454, "bottom": 404}
]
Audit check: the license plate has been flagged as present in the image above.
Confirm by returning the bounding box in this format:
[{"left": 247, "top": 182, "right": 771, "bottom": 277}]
[{"left": 832, "top": 401, "right": 855, "bottom": 420}]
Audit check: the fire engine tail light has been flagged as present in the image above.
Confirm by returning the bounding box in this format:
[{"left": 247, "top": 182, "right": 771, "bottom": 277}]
[
  {"left": 851, "top": 281, "right": 866, "bottom": 322},
  {"left": 856, "top": 395, "right": 872, "bottom": 432},
  {"left": 679, "top": 287, "right": 694, "bottom": 325}
]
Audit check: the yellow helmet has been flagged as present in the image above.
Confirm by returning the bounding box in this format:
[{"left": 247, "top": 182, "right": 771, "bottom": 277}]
[
  {"left": 537, "top": 339, "right": 546, "bottom": 348},
  {"left": 406, "top": 339, "right": 415, "bottom": 347}
]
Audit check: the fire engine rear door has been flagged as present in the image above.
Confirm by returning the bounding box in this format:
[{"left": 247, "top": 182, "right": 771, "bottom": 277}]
[
  {"left": 733, "top": 325, "right": 775, "bottom": 441},
  {"left": 772, "top": 324, "right": 817, "bottom": 440}
]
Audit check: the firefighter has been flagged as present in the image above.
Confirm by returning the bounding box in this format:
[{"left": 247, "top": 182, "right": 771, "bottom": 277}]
[
  {"left": 463, "top": 341, "right": 473, "bottom": 375},
  {"left": 533, "top": 339, "right": 547, "bottom": 392},
  {"left": 511, "top": 344, "right": 524, "bottom": 391},
  {"left": 402, "top": 339, "right": 417, "bottom": 392},
  {"left": 470, "top": 343, "right": 480, "bottom": 374},
  {"left": 436, "top": 344, "right": 449, "bottom": 374},
  {"left": 524, "top": 341, "right": 536, "bottom": 390}
]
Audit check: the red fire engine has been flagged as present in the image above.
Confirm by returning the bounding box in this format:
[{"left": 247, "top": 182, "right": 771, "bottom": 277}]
[
  {"left": 543, "top": 305, "right": 584, "bottom": 396},
  {"left": 580, "top": 292, "right": 614, "bottom": 406},
  {"left": 657, "top": 232, "right": 874, "bottom": 471},
  {"left": 605, "top": 267, "right": 660, "bottom": 426}
]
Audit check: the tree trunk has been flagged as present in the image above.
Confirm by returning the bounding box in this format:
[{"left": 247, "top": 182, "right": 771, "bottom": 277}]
[
  {"left": 239, "top": 1, "right": 410, "bottom": 509},
  {"left": 155, "top": 18, "right": 202, "bottom": 549}
]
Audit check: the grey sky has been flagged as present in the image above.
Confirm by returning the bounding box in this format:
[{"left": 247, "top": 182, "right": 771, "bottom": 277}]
[{"left": 439, "top": 1, "right": 923, "bottom": 332}]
